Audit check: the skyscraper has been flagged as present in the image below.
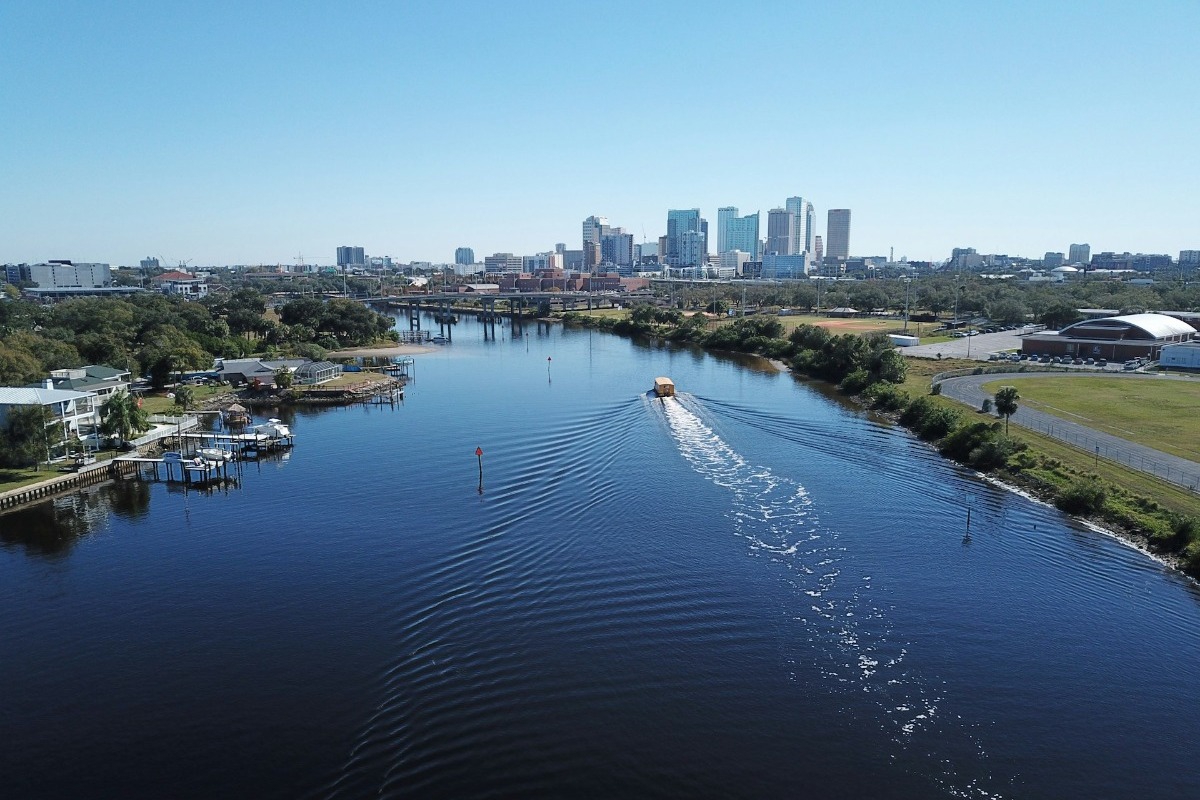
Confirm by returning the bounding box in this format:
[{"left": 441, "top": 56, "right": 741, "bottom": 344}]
[
  {"left": 826, "top": 210, "right": 851, "bottom": 261},
  {"left": 666, "top": 209, "right": 703, "bottom": 266},
  {"left": 454, "top": 247, "right": 475, "bottom": 265},
  {"left": 804, "top": 202, "right": 815, "bottom": 254},
  {"left": 717, "top": 207, "right": 737, "bottom": 254},
  {"left": 785, "top": 196, "right": 808, "bottom": 256},
  {"left": 1069, "top": 243, "right": 1091, "bottom": 265},
  {"left": 337, "top": 246, "right": 365, "bottom": 267},
  {"left": 582, "top": 216, "right": 610, "bottom": 250},
  {"left": 727, "top": 212, "right": 760, "bottom": 260},
  {"left": 766, "top": 208, "right": 793, "bottom": 255},
  {"left": 718, "top": 207, "right": 760, "bottom": 259}
]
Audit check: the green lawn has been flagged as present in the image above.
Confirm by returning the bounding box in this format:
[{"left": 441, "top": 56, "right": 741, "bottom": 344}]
[
  {"left": 0, "top": 468, "right": 55, "bottom": 493},
  {"left": 981, "top": 376, "right": 1200, "bottom": 462},
  {"left": 138, "top": 384, "right": 230, "bottom": 414}
]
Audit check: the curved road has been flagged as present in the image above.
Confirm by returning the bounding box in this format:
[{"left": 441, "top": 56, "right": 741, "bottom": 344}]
[{"left": 937, "top": 371, "right": 1200, "bottom": 493}]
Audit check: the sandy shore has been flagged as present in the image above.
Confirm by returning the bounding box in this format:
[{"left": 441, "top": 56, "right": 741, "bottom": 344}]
[{"left": 326, "top": 343, "right": 435, "bottom": 358}]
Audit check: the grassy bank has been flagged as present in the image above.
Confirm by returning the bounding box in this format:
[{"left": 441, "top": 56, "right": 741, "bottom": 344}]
[
  {"left": 563, "top": 308, "right": 1200, "bottom": 577},
  {"left": 980, "top": 376, "right": 1200, "bottom": 461}
]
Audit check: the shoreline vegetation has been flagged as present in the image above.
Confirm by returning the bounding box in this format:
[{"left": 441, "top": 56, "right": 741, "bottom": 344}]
[{"left": 561, "top": 308, "right": 1200, "bottom": 580}]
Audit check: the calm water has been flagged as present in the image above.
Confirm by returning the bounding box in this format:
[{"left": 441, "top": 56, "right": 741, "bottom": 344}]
[{"left": 3, "top": 315, "right": 1200, "bottom": 799}]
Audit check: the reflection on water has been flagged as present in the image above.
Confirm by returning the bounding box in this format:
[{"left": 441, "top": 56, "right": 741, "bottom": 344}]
[
  {"left": 0, "top": 449, "right": 296, "bottom": 560},
  {"left": 0, "top": 487, "right": 113, "bottom": 557}
]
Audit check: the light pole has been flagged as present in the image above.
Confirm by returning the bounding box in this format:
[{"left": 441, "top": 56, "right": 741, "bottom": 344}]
[{"left": 903, "top": 277, "right": 911, "bottom": 332}]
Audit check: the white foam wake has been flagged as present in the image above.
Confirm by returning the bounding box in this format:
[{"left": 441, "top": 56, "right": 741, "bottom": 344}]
[{"left": 658, "top": 395, "right": 1004, "bottom": 799}]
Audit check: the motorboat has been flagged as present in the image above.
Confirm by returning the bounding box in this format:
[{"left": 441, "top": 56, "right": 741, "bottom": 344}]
[{"left": 654, "top": 377, "right": 675, "bottom": 397}]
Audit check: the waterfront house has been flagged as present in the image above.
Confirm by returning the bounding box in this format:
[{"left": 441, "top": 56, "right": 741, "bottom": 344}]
[
  {"left": 0, "top": 384, "right": 100, "bottom": 460},
  {"left": 44, "top": 365, "right": 131, "bottom": 401},
  {"left": 214, "top": 358, "right": 306, "bottom": 388}
]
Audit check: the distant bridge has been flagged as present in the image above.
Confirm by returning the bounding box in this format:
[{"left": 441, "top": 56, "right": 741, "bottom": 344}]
[{"left": 362, "top": 292, "right": 624, "bottom": 341}]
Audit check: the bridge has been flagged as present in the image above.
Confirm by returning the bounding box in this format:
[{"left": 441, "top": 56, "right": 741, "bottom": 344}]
[{"left": 362, "top": 292, "right": 624, "bottom": 341}]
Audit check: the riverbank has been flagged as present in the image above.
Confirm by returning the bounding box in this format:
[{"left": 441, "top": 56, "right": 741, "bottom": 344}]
[
  {"left": 326, "top": 343, "right": 433, "bottom": 358},
  {"left": 561, "top": 310, "right": 1200, "bottom": 579}
]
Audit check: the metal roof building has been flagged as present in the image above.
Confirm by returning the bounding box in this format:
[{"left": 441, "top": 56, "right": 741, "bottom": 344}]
[{"left": 1021, "top": 313, "right": 1197, "bottom": 361}]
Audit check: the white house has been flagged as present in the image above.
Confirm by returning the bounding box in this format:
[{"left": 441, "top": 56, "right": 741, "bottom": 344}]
[{"left": 0, "top": 384, "right": 101, "bottom": 460}]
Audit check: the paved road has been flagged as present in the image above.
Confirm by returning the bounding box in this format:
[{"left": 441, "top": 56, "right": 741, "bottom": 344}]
[{"left": 936, "top": 371, "right": 1200, "bottom": 492}]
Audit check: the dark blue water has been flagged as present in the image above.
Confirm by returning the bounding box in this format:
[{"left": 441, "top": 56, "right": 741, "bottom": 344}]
[{"left": 3, "top": 315, "right": 1200, "bottom": 799}]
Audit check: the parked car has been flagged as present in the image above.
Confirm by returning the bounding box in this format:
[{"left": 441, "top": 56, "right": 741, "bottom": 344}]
[
  {"left": 1072, "top": 358, "right": 1084, "bottom": 365},
  {"left": 1097, "top": 358, "right": 1108, "bottom": 366}
]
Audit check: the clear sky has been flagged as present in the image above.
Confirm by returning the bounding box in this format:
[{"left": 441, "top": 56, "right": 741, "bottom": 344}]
[{"left": 2, "top": 0, "right": 1197, "bottom": 267}]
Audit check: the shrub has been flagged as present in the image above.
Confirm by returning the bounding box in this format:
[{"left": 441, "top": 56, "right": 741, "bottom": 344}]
[
  {"left": 1056, "top": 478, "right": 1107, "bottom": 515},
  {"left": 981, "top": 397, "right": 993, "bottom": 413},
  {"left": 839, "top": 369, "right": 872, "bottom": 395},
  {"left": 864, "top": 382, "right": 909, "bottom": 412},
  {"left": 931, "top": 382, "right": 942, "bottom": 396},
  {"left": 901, "top": 396, "right": 962, "bottom": 441}
]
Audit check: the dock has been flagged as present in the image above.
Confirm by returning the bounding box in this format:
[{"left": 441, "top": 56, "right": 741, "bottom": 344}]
[{"left": 114, "top": 453, "right": 233, "bottom": 484}]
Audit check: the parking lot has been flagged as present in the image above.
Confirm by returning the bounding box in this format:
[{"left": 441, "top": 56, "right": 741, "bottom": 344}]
[{"left": 903, "top": 327, "right": 1034, "bottom": 361}]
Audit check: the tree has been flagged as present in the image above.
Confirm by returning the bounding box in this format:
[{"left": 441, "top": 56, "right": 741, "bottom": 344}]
[
  {"left": 173, "top": 385, "right": 195, "bottom": 414},
  {"left": 994, "top": 385, "right": 1020, "bottom": 435},
  {"left": 0, "top": 405, "right": 56, "bottom": 469},
  {"left": 100, "top": 392, "right": 150, "bottom": 448},
  {"left": 274, "top": 368, "right": 294, "bottom": 389}
]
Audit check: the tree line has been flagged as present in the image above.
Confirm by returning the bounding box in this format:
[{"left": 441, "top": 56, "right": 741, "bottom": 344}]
[{"left": 0, "top": 289, "right": 397, "bottom": 388}]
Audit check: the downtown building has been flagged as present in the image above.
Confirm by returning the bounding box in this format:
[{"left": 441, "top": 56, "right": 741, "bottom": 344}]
[
  {"left": 717, "top": 207, "right": 760, "bottom": 260},
  {"left": 785, "top": 196, "right": 812, "bottom": 256},
  {"left": 765, "top": 208, "right": 793, "bottom": 256},
  {"left": 336, "top": 246, "right": 366, "bottom": 267},
  {"left": 666, "top": 209, "right": 706, "bottom": 267},
  {"left": 825, "top": 209, "right": 851, "bottom": 261},
  {"left": 454, "top": 247, "right": 476, "bottom": 265}
]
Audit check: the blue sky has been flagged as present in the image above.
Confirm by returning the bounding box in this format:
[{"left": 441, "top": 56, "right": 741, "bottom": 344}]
[{"left": 2, "top": 0, "right": 1197, "bottom": 266}]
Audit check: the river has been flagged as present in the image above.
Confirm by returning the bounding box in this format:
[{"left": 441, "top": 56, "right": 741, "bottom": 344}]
[{"left": 2, "top": 314, "right": 1199, "bottom": 799}]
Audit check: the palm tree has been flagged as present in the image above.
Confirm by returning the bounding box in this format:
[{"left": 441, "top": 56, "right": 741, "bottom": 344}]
[
  {"left": 100, "top": 391, "right": 150, "bottom": 448},
  {"left": 994, "top": 386, "right": 1020, "bottom": 435},
  {"left": 173, "top": 385, "right": 195, "bottom": 414}
]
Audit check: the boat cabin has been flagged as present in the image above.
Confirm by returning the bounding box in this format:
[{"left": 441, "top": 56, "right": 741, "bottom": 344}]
[{"left": 654, "top": 377, "right": 675, "bottom": 398}]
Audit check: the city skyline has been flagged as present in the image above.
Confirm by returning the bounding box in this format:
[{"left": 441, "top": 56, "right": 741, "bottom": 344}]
[{"left": 2, "top": 1, "right": 1198, "bottom": 266}]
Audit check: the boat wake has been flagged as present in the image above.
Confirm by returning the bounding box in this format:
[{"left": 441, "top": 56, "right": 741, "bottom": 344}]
[{"left": 656, "top": 394, "right": 1006, "bottom": 799}]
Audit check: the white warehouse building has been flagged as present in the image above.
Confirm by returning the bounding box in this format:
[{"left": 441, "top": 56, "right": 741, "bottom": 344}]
[{"left": 1160, "top": 342, "right": 1200, "bottom": 371}]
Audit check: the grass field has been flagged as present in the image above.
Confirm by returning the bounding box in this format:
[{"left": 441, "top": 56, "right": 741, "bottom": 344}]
[
  {"left": 981, "top": 376, "right": 1200, "bottom": 462},
  {"left": 897, "top": 359, "right": 1200, "bottom": 518}
]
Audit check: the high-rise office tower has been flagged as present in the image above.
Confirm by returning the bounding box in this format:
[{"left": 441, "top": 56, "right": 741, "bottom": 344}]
[
  {"left": 826, "top": 210, "right": 851, "bottom": 260},
  {"left": 766, "top": 208, "right": 793, "bottom": 255},
  {"left": 454, "top": 247, "right": 475, "bottom": 265},
  {"left": 582, "top": 216, "right": 610, "bottom": 250},
  {"left": 726, "top": 212, "right": 760, "bottom": 260},
  {"left": 1068, "top": 243, "right": 1091, "bottom": 265},
  {"left": 717, "top": 207, "right": 737, "bottom": 254},
  {"left": 337, "top": 246, "right": 366, "bottom": 267},
  {"left": 666, "top": 209, "right": 703, "bottom": 266},
  {"left": 785, "top": 197, "right": 808, "bottom": 256},
  {"left": 804, "top": 202, "right": 815, "bottom": 254},
  {"left": 814, "top": 235, "right": 823, "bottom": 265},
  {"left": 601, "top": 228, "right": 634, "bottom": 267}
]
